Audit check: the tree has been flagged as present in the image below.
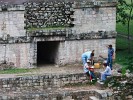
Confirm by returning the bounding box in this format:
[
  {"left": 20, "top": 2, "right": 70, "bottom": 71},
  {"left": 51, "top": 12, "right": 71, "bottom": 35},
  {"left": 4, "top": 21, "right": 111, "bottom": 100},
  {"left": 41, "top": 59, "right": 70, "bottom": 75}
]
[
  {"left": 116, "top": 0, "right": 133, "bottom": 53},
  {"left": 117, "top": 0, "right": 133, "bottom": 73}
]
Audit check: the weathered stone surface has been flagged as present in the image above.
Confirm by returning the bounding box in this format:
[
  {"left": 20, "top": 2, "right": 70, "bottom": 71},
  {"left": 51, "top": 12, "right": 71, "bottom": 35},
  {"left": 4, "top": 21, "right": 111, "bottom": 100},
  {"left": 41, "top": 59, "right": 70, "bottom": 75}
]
[{"left": 0, "top": 0, "right": 117, "bottom": 68}]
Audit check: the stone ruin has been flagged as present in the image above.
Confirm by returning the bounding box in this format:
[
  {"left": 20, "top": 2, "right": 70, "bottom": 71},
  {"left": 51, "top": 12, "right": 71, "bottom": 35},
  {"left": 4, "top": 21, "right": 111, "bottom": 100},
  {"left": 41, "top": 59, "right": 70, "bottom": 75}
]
[{"left": 0, "top": 0, "right": 117, "bottom": 68}]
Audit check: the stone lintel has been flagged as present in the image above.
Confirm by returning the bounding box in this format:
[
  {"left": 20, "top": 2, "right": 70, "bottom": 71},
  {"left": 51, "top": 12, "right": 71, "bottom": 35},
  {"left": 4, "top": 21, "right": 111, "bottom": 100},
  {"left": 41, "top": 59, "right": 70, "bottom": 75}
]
[
  {"left": 66, "top": 31, "right": 117, "bottom": 40},
  {"left": 0, "top": 31, "right": 117, "bottom": 44}
]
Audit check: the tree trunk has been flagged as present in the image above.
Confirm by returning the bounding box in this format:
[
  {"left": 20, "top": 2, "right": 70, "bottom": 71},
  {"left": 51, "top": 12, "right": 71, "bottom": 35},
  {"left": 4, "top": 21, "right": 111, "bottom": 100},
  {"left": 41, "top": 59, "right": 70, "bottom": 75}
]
[{"left": 127, "top": 0, "right": 133, "bottom": 53}]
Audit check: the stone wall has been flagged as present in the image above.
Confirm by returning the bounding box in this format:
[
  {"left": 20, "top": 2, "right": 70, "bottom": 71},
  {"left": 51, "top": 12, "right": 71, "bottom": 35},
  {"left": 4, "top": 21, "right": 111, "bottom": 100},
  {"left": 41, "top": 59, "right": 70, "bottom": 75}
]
[
  {"left": 0, "top": 43, "right": 34, "bottom": 68},
  {"left": 0, "top": 73, "right": 114, "bottom": 99},
  {"left": 57, "top": 39, "right": 116, "bottom": 65},
  {"left": 0, "top": 0, "right": 117, "bottom": 68},
  {"left": 0, "top": 5, "right": 25, "bottom": 37},
  {"left": 0, "top": 73, "right": 88, "bottom": 92},
  {"left": 24, "top": 2, "right": 74, "bottom": 29},
  {"left": 0, "top": 37, "right": 115, "bottom": 68},
  {"left": 30, "top": 38, "right": 115, "bottom": 66},
  {"left": 0, "top": 73, "right": 133, "bottom": 99},
  {"left": 24, "top": 1, "right": 116, "bottom": 33},
  {"left": 72, "top": 7, "right": 116, "bottom": 34},
  {"left": 0, "top": 89, "right": 113, "bottom": 100}
]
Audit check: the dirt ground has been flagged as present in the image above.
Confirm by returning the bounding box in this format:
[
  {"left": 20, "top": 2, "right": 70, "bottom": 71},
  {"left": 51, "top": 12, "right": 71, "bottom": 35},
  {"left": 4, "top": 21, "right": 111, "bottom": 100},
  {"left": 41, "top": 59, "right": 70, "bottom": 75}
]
[{"left": 0, "top": 63, "right": 121, "bottom": 79}]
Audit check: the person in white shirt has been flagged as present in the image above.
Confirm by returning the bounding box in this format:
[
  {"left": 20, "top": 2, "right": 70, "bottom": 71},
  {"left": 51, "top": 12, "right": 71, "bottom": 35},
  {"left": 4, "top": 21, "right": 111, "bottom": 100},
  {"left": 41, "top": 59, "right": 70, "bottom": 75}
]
[
  {"left": 84, "top": 60, "right": 96, "bottom": 81},
  {"left": 100, "top": 61, "right": 112, "bottom": 81}
]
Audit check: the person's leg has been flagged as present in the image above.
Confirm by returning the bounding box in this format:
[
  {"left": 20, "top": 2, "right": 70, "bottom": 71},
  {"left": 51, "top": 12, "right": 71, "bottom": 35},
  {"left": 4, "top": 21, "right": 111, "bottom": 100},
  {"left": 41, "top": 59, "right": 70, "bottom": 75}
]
[
  {"left": 101, "top": 72, "right": 111, "bottom": 81},
  {"left": 90, "top": 71, "right": 96, "bottom": 79},
  {"left": 107, "top": 57, "right": 113, "bottom": 70},
  {"left": 101, "top": 72, "right": 106, "bottom": 81},
  {"left": 107, "top": 57, "right": 110, "bottom": 66},
  {"left": 86, "top": 72, "right": 90, "bottom": 77},
  {"left": 109, "top": 58, "right": 113, "bottom": 70},
  {"left": 86, "top": 71, "right": 93, "bottom": 81}
]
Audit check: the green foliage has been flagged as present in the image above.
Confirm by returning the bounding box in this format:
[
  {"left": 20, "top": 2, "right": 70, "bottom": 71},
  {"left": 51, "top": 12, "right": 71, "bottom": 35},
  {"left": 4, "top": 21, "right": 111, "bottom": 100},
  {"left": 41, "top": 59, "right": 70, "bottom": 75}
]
[
  {"left": 117, "top": 0, "right": 133, "bottom": 24},
  {"left": 116, "top": 0, "right": 133, "bottom": 54},
  {"left": 64, "top": 80, "right": 96, "bottom": 88},
  {"left": 126, "top": 56, "right": 133, "bottom": 72},
  {"left": 116, "top": 0, "right": 133, "bottom": 35},
  {"left": 115, "top": 36, "right": 133, "bottom": 73},
  {"left": 27, "top": 26, "right": 66, "bottom": 32},
  {"left": 116, "top": 20, "right": 133, "bottom": 34},
  {"left": 0, "top": 68, "right": 34, "bottom": 74},
  {"left": 115, "top": 49, "right": 133, "bottom": 73},
  {"left": 121, "top": 67, "right": 126, "bottom": 75},
  {"left": 103, "top": 76, "right": 133, "bottom": 100}
]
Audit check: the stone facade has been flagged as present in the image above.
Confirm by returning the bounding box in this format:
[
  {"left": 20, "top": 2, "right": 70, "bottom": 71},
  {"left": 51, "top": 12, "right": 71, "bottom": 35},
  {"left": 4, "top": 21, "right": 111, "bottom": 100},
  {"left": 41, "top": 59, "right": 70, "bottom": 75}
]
[{"left": 0, "top": 0, "right": 117, "bottom": 68}]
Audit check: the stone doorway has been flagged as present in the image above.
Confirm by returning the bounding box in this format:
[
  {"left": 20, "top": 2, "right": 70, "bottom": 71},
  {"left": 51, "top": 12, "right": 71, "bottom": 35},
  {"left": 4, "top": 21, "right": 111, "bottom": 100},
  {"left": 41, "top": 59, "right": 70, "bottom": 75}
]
[{"left": 37, "top": 41, "right": 59, "bottom": 66}]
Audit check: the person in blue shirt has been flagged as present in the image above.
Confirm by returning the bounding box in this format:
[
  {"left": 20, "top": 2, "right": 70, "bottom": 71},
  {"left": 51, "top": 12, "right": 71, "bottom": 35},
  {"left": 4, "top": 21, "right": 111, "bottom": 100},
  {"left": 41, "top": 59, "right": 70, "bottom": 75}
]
[
  {"left": 100, "top": 61, "right": 112, "bottom": 81},
  {"left": 81, "top": 50, "right": 94, "bottom": 66},
  {"left": 107, "top": 45, "right": 114, "bottom": 70}
]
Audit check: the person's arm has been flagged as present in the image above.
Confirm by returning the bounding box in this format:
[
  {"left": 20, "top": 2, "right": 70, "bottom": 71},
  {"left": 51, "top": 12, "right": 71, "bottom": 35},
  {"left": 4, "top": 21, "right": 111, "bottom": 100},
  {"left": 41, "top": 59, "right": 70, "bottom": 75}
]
[
  {"left": 90, "top": 52, "right": 94, "bottom": 65},
  {"left": 84, "top": 63, "right": 89, "bottom": 69},
  {"left": 112, "top": 48, "right": 115, "bottom": 59},
  {"left": 90, "top": 56, "right": 94, "bottom": 65},
  {"left": 106, "top": 45, "right": 109, "bottom": 48},
  {"left": 103, "top": 67, "right": 108, "bottom": 73}
]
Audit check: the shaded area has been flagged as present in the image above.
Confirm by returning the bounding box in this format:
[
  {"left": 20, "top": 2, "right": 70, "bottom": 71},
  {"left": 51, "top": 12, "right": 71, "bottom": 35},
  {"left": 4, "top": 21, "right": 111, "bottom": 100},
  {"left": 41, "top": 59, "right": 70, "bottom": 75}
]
[
  {"left": 115, "top": 35, "right": 133, "bottom": 70},
  {"left": 37, "top": 41, "right": 59, "bottom": 66}
]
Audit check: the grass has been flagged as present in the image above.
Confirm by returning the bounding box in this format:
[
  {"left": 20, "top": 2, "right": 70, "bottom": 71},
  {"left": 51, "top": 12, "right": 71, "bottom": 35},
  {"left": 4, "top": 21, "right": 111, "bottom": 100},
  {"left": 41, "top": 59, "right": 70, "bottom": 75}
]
[
  {"left": 64, "top": 80, "right": 97, "bottom": 88},
  {"left": 116, "top": 20, "right": 133, "bottom": 35},
  {"left": 0, "top": 68, "right": 34, "bottom": 74},
  {"left": 115, "top": 36, "right": 133, "bottom": 68},
  {"left": 115, "top": 0, "right": 133, "bottom": 70},
  {"left": 27, "top": 26, "right": 67, "bottom": 32}
]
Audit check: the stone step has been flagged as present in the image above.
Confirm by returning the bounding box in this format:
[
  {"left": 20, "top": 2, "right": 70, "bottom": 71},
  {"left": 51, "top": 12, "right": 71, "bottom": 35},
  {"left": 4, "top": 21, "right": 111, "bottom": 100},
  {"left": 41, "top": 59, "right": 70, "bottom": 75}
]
[
  {"left": 0, "top": 88, "right": 113, "bottom": 100},
  {"left": 94, "top": 89, "right": 113, "bottom": 100},
  {"left": 96, "top": 76, "right": 112, "bottom": 90},
  {"left": 89, "top": 96, "right": 99, "bottom": 100},
  {"left": 0, "top": 73, "right": 92, "bottom": 92},
  {"left": 96, "top": 80, "right": 105, "bottom": 90}
]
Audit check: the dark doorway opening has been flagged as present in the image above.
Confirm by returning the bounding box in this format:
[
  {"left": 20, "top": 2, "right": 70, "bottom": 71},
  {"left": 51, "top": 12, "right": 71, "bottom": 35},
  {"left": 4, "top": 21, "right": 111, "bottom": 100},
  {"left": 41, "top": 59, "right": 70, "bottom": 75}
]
[{"left": 37, "top": 41, "right": 59, "bottom": 66}]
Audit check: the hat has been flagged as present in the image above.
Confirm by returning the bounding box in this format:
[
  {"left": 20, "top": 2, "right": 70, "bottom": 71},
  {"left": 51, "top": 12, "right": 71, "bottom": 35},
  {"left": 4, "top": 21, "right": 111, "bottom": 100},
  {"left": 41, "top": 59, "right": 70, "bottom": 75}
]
[{"left": 87, "top": 59, "right": 91, "bottom": 63}]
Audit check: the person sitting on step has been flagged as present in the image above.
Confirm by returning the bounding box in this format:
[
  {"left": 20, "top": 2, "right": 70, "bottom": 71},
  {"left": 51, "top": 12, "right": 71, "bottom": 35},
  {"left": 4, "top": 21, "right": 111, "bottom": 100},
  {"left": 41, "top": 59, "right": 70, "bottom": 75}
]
[
  {"left": 100, "top": 60, "right": 112, "bottom": 82},
  {"left": 83, "top": 59, "right": 96, "bottom": 82}
]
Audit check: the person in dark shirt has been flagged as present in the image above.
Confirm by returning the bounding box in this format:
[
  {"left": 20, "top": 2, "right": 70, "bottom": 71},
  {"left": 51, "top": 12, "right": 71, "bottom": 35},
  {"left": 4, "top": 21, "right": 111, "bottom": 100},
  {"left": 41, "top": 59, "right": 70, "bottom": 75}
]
[{"left": 107, "top": 45, "right": 114, "bottom": 70}]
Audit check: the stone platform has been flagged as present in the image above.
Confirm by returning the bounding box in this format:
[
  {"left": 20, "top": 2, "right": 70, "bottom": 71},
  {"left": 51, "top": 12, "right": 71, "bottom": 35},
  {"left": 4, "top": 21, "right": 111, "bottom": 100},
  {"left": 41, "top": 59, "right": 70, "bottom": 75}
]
[{"left": 0, "top": 63, "right": 121, "bottom": 100}]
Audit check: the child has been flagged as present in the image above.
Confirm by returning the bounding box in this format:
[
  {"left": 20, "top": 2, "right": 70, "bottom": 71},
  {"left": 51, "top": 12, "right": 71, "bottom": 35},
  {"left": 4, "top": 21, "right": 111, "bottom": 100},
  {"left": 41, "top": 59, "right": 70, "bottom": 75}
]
[
  {"left": 84, "top": 59, "right": 96, "bottom": 82},
  {"left": 100, "top": 60, "right": 112, "bottom": 82}
]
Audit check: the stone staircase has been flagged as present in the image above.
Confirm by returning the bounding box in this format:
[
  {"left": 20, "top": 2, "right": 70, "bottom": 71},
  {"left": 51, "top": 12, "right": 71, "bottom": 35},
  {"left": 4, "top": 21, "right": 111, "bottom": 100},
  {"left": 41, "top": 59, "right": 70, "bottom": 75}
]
[
  {"left": 0, "top": 64, "right": 121, "bottom": 99},
  {"left": 0, "top": 72, "right": 113, "bottom": 100}
]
